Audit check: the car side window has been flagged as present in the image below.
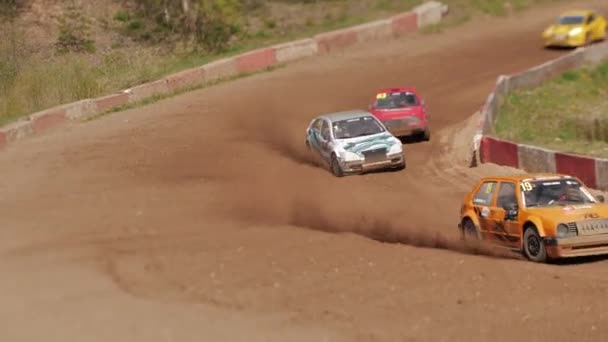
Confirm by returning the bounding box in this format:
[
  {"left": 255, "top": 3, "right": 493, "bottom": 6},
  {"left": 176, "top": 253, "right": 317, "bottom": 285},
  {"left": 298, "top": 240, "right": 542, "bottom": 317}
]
[
  {"left": 496, "top": 182, "right": 517, "bottom": 208},
  {"left": 473, "top": 181, "right": 497, "bottom": 206},
  {"left": 321, "top": 120, "right": 330, "bottom": 140},
  {"left": 587, "top": 14, "right": 595, "bottom": 24},
  {"left": 313, "top": 119, "right": 323, "bottom": 132}
]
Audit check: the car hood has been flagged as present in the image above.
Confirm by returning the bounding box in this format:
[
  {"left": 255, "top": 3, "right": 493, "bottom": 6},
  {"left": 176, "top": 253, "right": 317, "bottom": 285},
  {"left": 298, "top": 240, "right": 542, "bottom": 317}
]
[
  {"left": 528, "top": 203, "right": 608, "bottom": 222},
  {"left": 335, "top": 132, "right": 400, "bottom": 155}
]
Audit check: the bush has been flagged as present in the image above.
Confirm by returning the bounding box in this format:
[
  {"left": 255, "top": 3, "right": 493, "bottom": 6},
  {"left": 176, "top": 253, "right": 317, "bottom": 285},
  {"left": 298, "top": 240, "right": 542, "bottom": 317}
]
[
  {"left": 55, "top": 1, "right": 96, "bottom": 53},
  {"left": 125, "top": 0, "right": 244, "bottom": 53}
]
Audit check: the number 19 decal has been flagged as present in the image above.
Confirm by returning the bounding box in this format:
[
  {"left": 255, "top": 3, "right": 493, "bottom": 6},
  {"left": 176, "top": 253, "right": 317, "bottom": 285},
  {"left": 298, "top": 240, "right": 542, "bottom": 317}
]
[{"left": 520, "top": 182, "right": 532, "bottom": 191}]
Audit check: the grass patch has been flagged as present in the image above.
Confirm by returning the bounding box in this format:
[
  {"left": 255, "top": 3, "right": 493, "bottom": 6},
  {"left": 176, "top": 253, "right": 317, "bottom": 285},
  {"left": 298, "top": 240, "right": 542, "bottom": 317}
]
[
  {"left": 0, "top": 0, "right": 569, "bottom": 125},
  {"left": 495, "top": 61, "right": 608, "bottom": 158}
]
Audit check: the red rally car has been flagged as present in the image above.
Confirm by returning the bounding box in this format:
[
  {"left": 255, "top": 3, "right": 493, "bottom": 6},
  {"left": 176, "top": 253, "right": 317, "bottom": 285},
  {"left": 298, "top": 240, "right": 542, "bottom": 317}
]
[{"left": 368, "top": 87, "right": 430, "bottom": 141}]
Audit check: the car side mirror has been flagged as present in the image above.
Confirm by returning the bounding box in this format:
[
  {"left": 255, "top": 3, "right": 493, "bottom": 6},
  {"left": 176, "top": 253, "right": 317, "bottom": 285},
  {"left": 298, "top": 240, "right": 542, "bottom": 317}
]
[{"left": 597, "top": 195, "right": 605, "bottom": 203}]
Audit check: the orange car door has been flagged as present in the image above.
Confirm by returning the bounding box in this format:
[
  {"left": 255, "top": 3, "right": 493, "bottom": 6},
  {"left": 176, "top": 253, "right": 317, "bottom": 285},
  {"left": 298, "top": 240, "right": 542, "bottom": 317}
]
[
  {"left": 470, "top": 180, "right": 498, "bottom": 239},
  {"left": 487, "top": 181, "right": 521, "bottom": 249}
]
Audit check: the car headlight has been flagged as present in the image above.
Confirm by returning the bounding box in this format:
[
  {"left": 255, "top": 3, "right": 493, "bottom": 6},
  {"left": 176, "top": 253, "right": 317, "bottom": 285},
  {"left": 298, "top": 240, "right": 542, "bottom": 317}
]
[
  {"left": 339, "top": 151, "right": 362, "bottom": 162},
  {"left": 556, "top": 223, "right": 576, "bottom": 238},
  {"left": 569, "top": 27, "right": 583, "bottom": 36},
  {"left": 388, "top": 143, "right": 403, "bottom": 155}
]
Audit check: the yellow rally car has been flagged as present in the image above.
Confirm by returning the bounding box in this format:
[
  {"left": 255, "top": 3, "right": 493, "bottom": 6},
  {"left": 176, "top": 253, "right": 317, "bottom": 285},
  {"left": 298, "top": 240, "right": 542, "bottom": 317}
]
[
  {"left": 542, "top": 10, "right": 607, "bottom": 47},
  {"left": 458, "top": 173, "right": 608, "bottom": 263}
]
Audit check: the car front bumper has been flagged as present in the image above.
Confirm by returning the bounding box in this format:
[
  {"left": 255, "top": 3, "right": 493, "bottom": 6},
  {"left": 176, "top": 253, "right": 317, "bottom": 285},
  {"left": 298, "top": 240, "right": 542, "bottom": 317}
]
[
  {"left": 543, "top": 34, "right": 585, "bottom": 47},
  {"left": 544, "top": 234, "right": 608, "bottom": 258},
  {"left": 340, "top": 154, "right": 404, "bottom": 173}
]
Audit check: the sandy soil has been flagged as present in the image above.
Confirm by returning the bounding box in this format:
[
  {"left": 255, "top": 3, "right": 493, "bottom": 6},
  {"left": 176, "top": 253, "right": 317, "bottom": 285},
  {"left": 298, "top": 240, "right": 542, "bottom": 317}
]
[{"left": 1, "top": 1, "right": 608, "bottom": 341}]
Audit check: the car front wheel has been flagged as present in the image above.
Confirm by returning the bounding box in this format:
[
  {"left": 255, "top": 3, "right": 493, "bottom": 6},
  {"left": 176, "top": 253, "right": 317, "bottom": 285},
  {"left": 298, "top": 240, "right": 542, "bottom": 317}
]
[
  {"left": 523, "top": 227, "right": 547, "bottom": 263},
  {"left": 330, "top": 154, "right": 344, "bottom": 177}
]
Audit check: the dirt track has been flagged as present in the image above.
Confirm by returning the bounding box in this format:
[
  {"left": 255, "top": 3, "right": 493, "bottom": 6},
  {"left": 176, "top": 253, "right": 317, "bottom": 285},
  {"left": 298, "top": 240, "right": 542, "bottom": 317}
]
[{"left": 2, "top": 1, "right": 608, "bottom": 341}]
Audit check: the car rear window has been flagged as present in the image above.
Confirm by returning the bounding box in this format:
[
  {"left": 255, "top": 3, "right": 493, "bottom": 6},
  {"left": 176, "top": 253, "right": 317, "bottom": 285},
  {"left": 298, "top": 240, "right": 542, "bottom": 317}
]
[{"left": 372, "top": 91, "right": 419, "bottom": 109}]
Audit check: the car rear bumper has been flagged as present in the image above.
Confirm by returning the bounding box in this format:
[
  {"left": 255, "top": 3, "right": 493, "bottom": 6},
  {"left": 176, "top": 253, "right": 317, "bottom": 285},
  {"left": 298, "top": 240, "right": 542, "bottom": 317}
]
[
  {"left": 341, "top": 154, "right": 404, "bottom": 173},
  {"left": 382, "top": 119, "right": 428, "bottom": 137},
  {"left": 544, "top": 234, "right": 608, "bottom": 258}
]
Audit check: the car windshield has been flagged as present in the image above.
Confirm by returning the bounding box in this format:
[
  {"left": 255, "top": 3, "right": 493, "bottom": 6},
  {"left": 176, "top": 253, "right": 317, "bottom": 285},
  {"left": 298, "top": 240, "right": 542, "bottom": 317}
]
[
  {"left": 557, "top": 15, "right": 584, "bottom": 25},
  {"left": 521, "top": 178, "right": 597, "bottom": 207},
  {"left": 332, "top": 116, "right": 385, "bottom": 139},
  {"left": 372, "top": 91, "right": 419, "bottom": 109}
]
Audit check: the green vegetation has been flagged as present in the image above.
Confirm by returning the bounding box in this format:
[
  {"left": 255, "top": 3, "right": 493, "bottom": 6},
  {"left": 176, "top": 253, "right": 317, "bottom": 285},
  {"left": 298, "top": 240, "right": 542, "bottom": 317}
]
[
  {"left": 0, "top": 0, "right": 568, "bottom": 125},
  {"left": 495, "top": 61, "right": 608, "bottom": 158}
]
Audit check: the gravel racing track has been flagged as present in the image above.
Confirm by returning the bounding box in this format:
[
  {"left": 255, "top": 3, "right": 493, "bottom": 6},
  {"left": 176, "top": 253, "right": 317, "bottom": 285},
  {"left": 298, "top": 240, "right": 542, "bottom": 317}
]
[{"left": 2, "top": 1, "right": 608, "bottom": 341}]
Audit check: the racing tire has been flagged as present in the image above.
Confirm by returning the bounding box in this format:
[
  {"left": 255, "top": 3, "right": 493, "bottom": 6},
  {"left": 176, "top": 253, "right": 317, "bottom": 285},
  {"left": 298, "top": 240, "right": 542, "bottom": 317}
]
[
  {"left": 584, "top": 32, "right": 591, "bottom": 46},
  {"left": 523, "top": 227, "right": 547, "bottom": 263},
  {"left": 462, "top": 219, "right": 479, "bottom": 241},
  {"left": 422, "top": 128, "right": 430, "bottom": 142},
  {"left": 330, "top": 154, "right": 344, "bottom": 177},
  {"left": 394, "top": 160, "right": 406, "bottom": 171}
]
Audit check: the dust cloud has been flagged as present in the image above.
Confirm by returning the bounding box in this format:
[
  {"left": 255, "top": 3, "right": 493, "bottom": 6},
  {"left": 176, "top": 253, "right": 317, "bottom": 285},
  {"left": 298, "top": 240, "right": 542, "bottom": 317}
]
[{"left": 210, "top": 118, "right": 514, "bottom": 260}]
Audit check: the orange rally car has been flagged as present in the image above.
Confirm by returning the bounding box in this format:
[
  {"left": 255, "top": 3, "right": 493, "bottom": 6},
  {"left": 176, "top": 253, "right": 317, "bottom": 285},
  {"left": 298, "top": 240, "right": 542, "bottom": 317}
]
[{"left": 458, "top": 173, "right": 608, "bottom": 263}]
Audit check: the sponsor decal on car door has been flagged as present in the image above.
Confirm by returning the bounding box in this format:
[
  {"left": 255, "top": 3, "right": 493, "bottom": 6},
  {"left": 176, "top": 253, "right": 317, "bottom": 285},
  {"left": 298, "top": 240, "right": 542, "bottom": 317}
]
[
  {"left": 471, "top": 181, "right": 498, "bottom": 238},
  {"left": 485, "top": 181, "right": 521, "bottom": 248}
]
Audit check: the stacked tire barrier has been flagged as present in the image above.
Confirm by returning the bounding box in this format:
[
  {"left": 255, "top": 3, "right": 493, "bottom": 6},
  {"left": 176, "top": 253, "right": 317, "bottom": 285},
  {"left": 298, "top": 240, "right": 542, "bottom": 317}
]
[
  {"left": 0, "top": 1, "right": 449, "bottom": 151},
  {"left": 473, "top": 41, "right": 608, "bottom": 190}
]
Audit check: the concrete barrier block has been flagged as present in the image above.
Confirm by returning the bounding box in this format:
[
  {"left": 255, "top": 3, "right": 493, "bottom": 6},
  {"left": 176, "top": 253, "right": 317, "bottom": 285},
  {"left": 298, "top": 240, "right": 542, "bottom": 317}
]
[
  {"left": 273, "top": 39, "right": 319, "bottom": 63},
  {"left": 353, "top": 19, "right": 393, "bottom": 43},
  {"left": 595, "top": 158, "right": 608, "bottom": 191},
  {"left": 95, "top": 93, "right": 130, "bottom": 113},
  {"left": 166, "top": 67, "right": 206, "bottom": 92},
  {"left": 235, "top": 48, "right": 277, "bottom": 74},
  {"left": 555, "top": 152, "right": 597, "bottom": 189},
  {"left": 479, "top": 136, "right": 519, "bottom": 168},
  {"left": 62, "top": 99, "right": 98, "bottom": 120},
  {"left": 391, "top": 12, "right": 418, "bottom": 36},
  {"left": 203, "top": 57, "right": 238, "bottom": 83},
  {"left": 517, "top": 144, "right": 556, "bottom": 173},
  {"left": 126, "top": 79, "right": 170, "bottom": 103},
  {"left": 2, "top": 120, "right": 34, "bottom": 143},
  {"left": 30, "top": 107, "right": 68, "bottom": 134},
  {"left": 413, "top": 1, "right": 444, "bottom": 28},
  {"left": 581, "top": 41, "right": 608, "bottom": 65},
  {"left": 314, "top": 29, "right": 358, "bottom": 54},
  {"left": 0, "top": 130, "right": 6, "bottom": 149},
  {"left": 508, "top": 50, "right": 585, "bottom": 90}
]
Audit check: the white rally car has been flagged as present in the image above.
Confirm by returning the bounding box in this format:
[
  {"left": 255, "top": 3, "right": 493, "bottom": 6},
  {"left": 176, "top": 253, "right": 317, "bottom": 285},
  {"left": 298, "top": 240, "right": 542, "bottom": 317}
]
[{"left": 305, "top": 110, "right": 406, "bottom": 177}]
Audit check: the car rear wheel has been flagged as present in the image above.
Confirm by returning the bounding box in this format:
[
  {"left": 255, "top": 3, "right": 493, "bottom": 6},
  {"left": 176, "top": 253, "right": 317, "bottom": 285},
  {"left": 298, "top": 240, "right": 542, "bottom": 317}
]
[
  {"left": 422, "top": 128, "right": 430, "bottom": 141},
  {"left": 330, "top": 154, "right": 344, "bottom": 177},
  {"left": 523, "top": 227, "right": 547, "bottom": 263},
  {"left": 462, "top": 219, "right": 479, "bottom": 240}
]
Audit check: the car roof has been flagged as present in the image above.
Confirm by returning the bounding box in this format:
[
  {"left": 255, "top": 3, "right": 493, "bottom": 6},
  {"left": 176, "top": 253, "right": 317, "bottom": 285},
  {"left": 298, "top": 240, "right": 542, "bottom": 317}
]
[
  {"left": 375, "top": 87, "right": 418, "bottom": 94},
  {"left": 318, "top": 110, "right": 375, "bottom": 122},
  {"left": 478, "top": 173, "right": 578, "bottom": 182}
]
